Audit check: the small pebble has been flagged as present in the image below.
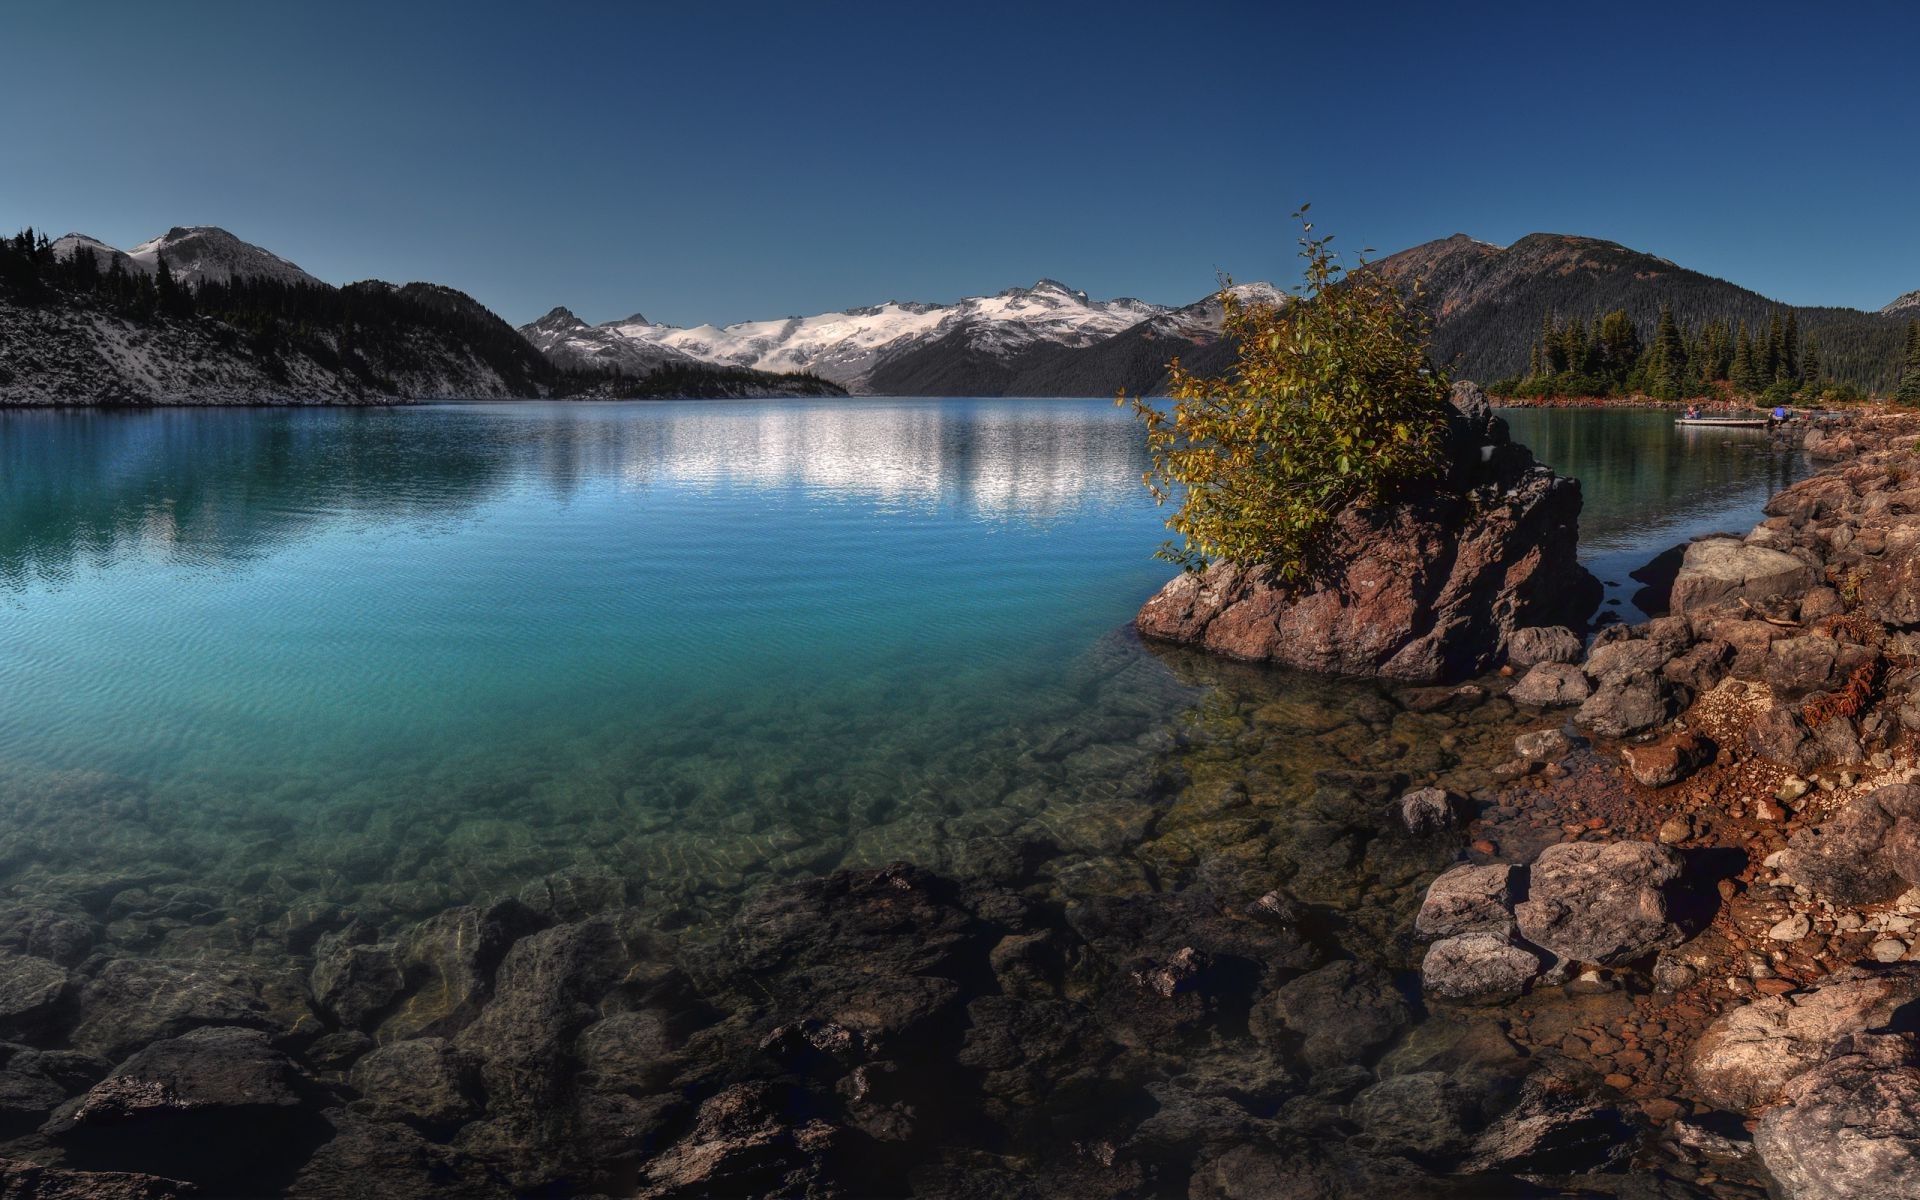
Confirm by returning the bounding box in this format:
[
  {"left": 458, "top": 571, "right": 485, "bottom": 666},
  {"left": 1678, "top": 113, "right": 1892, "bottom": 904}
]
[{"left": 1768, "top": 914, "right": 1811, "bottom": 942}]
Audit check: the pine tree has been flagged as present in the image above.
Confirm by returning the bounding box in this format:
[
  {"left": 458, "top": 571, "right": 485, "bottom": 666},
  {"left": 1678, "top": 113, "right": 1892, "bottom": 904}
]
[
  {"left": 154, "top": 255, "right": 179, "bottom": 318},
  {"left": 1651, "top": 303, "right": 1686, "bottom": 400},
  {"left": 1730, "top": 323, "right": 1757, "bottom": 394},
  {"left": 1782, "top": 310, "right": 1800, "bottom": 382},
  {"left": 1898, "top": 320, "right": 1920, "bottom": 405},
  {"left": 1763, "top": 311, "right": 1784, "bottom": 383},
  {"left": 1803, "top": 334, "right": 1822, "bottom": 387}
]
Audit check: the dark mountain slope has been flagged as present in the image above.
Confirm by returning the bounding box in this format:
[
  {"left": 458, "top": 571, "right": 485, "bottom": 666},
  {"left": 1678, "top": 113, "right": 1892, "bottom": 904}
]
[{"left": 1372, "top": 233, "right": 1909, "bottom": 391}]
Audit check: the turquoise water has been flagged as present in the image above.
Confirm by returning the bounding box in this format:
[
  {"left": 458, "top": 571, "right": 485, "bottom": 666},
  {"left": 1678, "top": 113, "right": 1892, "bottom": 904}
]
[{"left": 0, "top": 400, "right": 1800, "bottom": 921}]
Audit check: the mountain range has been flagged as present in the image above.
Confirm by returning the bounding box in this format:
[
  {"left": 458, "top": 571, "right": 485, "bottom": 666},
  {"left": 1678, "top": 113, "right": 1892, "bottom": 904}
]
[
  {"left": 6, "top": 223, "right": 1917, "bottom": 405},
  {"left": 522, "top": 236, "right": 1917, "bottom": 397},
  {"left": 1, "top": 227, "right": 841, "bottom": 405}
]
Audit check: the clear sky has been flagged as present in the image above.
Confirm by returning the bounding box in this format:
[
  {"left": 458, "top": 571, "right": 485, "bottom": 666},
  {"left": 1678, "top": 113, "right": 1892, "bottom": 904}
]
[{"left": 4, "top": 0, "right": 1915, "bottom": 327}]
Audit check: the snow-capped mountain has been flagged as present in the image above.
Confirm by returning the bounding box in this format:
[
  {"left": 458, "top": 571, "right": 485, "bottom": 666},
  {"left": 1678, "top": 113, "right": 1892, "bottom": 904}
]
[
  {"left": 49, "top": 226, "right": 323, "bottom": 289},
  {"left": 48, "top": 233, "right": 141, "bottom": 276},
  {"left": 521, "top": 280, "right": 1170, "bottom": 390},
  {"left": 127, "top": 226, "right": 322, "bottom": 288},
  {"left": 1885, "top": 290, "right": 1920, "bottom": 317},
  {"left": 519, "top": 306, "right": 698, "bottom": 375}
]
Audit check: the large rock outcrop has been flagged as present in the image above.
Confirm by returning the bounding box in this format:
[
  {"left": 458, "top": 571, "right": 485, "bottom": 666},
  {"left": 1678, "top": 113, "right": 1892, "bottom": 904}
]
[{"left": 1135, "top": 382, "right": 1599, "bottom": 683}]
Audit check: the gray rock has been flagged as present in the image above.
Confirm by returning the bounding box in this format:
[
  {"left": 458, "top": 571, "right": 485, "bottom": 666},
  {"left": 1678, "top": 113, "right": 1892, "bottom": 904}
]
[
  {"left": 1688, "top": 964, "right": 1920, "bottom": 1111},
  {"left": 1753, "top": 1032, "right": 1920, "bottom": 1200},
  {"left": 1421, "top": 928, "right": 1544, "bottom": 1002},
  {"left": 1663, "top": 639, "right": 1734, "bottom": 695},
  {"left": 1510, "top": 662, "right": 1592, "bottom": 707},
  {"left": 1574, "top": 675, "right": 1678, "bottom": 739},
  {"left": 378, "top": 899, "right": 545, "bottom": 1042},
  {"left": 1583, "top": 639, "right": 1671, "bottom": 686},
  {"left": 1783, "top": 784, "right": 1920, "bottom": 906},
  {"left": 1748, "top": 705, "right": 1823, "bottom": 772},
  {"left": 0, "top": 1159, "right": 193, "bottom": 1199},
  {"left": 1415, "top": 864, "right": 1518, "bottom": 939},
  {"left": 1507, "top": 626, "right": 1583, "bottom": 667},
  {"left": 1670, "top": 537, "right": 1816, "bottom": 614},
  {"left": 1513, "top": 841, "right": 1683, "bottom": 965}
]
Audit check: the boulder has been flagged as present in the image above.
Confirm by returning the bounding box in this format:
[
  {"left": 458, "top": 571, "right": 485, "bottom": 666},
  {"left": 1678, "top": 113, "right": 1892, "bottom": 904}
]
[
  {"left": 1782, "top": 785, "right": 1920, "bottom": 906},
  {"left": 348, "top": 1037, "right": 479, "bottom": 1131},
  {"left": 1421, "top": 928, "right": 1544, "bottom": 1002},
  {"left": 1688, "top": 964, "right": 1920, "bottom": 1111},
  {"left": 1574, "top": 675, "right": 1678, "bottom": 739},
  {"left": 1753, "top": 1032, "right": 1920, "bottom": 1200},
  {"left": 1258, "top": 959, "right": 1410, "bottom": 1072},
  {"left": 1669, "top": 537, "right": 1816, "bottom": 614},
  {"left": 1662, "top": 640, "right": 1734, "bottom": 695},
  {"left": 1583, "top": 639, "right": 1671, "bottom": 686},
  {"left": 1513, "top": 841, "right": 1683, "bottom": 965},
  {"left": 1507, "top": 626, "right": 1583, "bottom": 667},
  {"left": 46, "top": 1026, "right": 325, "bottom": 1185},
  {"left": 1510, "top": 662, "right": 1592, "bottom": 707},
  {"left": 1748, "top": 705, "right": 1823, "bottom": 772},
  {"left": 1134, "top": 383, "right": 1599, "bottom": 683},
  {"left": 312, "top": 940, "right": 404, "bottom": 1031},
  {"left": 1415, "top": 864, "right": 1519, "bottom": 939}
]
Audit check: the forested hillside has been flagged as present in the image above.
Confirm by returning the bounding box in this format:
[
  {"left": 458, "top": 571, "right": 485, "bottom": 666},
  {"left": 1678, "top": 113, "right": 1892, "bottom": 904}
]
[
  {"left": 1369, "top": 233, "right": 1911, "bottom": 394},
  {"left": 0, "top": 229, "right": 839, "bottom": 404}
]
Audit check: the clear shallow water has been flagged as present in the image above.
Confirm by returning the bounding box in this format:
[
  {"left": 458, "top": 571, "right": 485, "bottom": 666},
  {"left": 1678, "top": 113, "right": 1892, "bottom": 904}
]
[
  {"left": 1502, "top": 407, "right": 1807, "bottom": 618},
  {"left": 0, "top": 399, "right": 1800, "bottom": 922}
]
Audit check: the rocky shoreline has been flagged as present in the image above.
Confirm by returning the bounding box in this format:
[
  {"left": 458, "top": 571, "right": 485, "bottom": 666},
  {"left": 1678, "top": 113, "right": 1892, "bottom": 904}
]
[{"left": 1407, "top": 408, "right": 1920, "bottom": 1196}]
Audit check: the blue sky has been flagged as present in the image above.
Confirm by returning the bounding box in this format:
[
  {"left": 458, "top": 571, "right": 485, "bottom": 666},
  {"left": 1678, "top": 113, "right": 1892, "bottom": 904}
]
[{"left": 4, "top": 1, "right": 1916, "bottom": 326}]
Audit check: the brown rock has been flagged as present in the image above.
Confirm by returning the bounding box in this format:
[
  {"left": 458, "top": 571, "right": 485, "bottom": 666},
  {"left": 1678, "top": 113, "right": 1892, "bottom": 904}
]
[
  {"left": 1622, "top": 733, "right": 1714, "bottom": 788},
  {"left": 1133, "top": 382, "right": 1598, "bottom": 683}
]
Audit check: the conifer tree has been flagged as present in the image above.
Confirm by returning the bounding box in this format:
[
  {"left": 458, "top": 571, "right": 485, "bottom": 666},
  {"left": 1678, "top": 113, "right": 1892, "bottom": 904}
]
[
  {"left": 1651, "top": 303, "right": 1686, "bottom": 400},
  {"left": 1803, "top": 334, "right": 1821, "bottom": 387},
  {"left": 1782, "top": 310, "right": 1800, "bottom": 382},
  {"left": 1730, "top": 323, "right": 1757, "bottom": 394},
  {"left": 1898, "top": 321, "right": 1920, "bottom": 405}
]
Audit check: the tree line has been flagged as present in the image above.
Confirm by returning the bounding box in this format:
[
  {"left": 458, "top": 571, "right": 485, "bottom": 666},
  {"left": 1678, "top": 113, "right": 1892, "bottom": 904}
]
[{"left": 1499, "top": 301, "right": 1920, "bottom": 405}]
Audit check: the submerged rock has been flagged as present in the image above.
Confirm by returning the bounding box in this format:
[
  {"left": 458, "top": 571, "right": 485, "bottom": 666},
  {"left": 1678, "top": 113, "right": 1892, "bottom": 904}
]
[{"left": 1135, "top": 383, "right": 1599, "bottom": 683}]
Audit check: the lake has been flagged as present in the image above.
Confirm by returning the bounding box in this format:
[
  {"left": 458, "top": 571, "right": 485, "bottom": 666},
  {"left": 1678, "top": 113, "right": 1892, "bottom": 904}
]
[{"left": 0, "top": 400, "right": 1803, "bottom": 926}]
